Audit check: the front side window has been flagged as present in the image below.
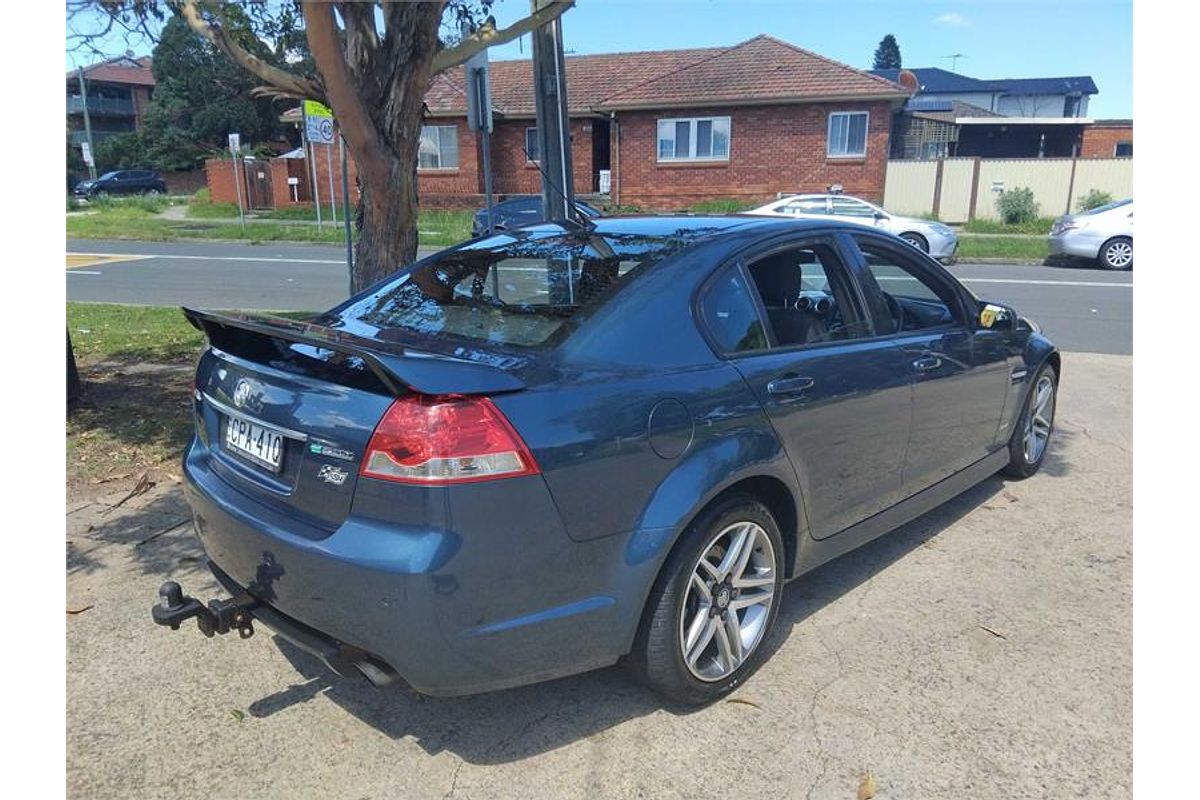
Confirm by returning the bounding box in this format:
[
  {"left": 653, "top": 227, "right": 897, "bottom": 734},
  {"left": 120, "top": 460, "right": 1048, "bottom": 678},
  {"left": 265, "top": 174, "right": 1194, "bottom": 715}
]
[
  {"left": 744, "top": 243, "right": 869, "bottom": 348},
  {"left": 657, "top": 117, "right": 731, "bottom": 161},
  {"left": 524, "top": 127, "right": 539, "bottom": 162},
  {"left": 830, "top": 198, "right": 878, "bottom": 218},
  {"left": 827, "top": 111, "right": 869, "bottom": 158},
  {"left": 853, "top": 238, "right": 963, "bottom": 334},
  {"left": 418, "top": 125, "right": 459, "bottom": 169},
  {"left": 700, "top": 268, "right": 767, "bottom": 354}
]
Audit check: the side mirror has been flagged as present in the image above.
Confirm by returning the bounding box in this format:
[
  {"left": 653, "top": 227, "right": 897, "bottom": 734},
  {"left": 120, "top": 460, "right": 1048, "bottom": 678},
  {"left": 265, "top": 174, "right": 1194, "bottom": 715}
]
[
  {"left": 978, "top": 302, "right": 1015, "bottom": 330},
  {"left": 873, "top": 211, "right": 888, "bottom": 221}
]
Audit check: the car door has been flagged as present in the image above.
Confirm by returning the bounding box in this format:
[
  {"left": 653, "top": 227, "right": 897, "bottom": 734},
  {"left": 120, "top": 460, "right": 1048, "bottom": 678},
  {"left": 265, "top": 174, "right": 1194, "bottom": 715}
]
[
  {"left": 844, "top": 232, "right": 1011, "bottom": 493},
  {"left": 709, "top": 235, "right": 913, "bottom": 540},
  {"left": 110, "top": 171, "right": 133, "bottom": 195}
]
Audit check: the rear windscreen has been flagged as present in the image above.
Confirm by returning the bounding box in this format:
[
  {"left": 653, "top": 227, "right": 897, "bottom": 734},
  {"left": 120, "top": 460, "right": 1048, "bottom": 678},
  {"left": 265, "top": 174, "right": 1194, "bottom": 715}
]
[{"left": 334, "top": 229, "right": 703, "bottom": 347}]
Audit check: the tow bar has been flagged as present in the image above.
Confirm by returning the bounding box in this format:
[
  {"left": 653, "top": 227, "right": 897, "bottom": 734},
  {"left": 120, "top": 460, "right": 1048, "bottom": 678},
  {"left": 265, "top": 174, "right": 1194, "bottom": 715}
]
[{"left": 151, "top": 581, "right": 257, "bottom": 639}]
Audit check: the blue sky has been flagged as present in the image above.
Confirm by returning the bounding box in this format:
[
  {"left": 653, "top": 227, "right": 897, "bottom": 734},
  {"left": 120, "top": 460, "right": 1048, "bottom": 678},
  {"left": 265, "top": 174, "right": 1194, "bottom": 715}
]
[
  {"left": 486, "top": 0, "right": 1133, "bottom": 118},
  {"left": 66, "top": 0, "right": 1132, "bottom": 118}
]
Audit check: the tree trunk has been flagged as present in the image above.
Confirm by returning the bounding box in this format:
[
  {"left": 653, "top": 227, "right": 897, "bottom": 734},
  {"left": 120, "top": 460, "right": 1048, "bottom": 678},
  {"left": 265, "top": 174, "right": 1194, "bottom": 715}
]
[
  {"left": 67, "top": 330, "right": 82, "bottom": 405},
  {"left": 351, "top": 137, "right": 420, "bottom": 293}
]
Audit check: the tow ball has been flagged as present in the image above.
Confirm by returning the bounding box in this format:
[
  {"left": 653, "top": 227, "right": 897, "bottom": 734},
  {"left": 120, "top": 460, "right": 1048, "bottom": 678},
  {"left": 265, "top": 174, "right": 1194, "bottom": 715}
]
[{"left": 151, "top": 581, "right": 256, "bottom": 639}]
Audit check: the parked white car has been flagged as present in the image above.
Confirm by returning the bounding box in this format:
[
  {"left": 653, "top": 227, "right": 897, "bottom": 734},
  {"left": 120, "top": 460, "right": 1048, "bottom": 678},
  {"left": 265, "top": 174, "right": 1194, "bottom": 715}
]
[
  {"left": 1048, "top": 198, "right": 1133, "bottom": 270},
  {"left": 745, "top": 194, "right": 959, "bottom": 262}
]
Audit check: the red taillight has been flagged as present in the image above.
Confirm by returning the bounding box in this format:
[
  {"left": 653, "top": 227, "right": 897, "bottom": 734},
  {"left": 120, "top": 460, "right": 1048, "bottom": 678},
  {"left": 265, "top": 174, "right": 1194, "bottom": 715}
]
[{"left": 361, "top": 395, "right": 539, "bottom": 485}]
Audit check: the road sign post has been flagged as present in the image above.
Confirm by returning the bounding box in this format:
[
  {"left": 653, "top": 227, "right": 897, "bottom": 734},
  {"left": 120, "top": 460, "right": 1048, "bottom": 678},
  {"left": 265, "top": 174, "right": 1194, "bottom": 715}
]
[
  {"left": 228, "top": 133, "right": 245, "bottom": 232},
  {"left": 465, "top": 48, "right": 495, "bottom": 236},
  {"left": 303, "top": 100, "right": 335, "bottom": 231}
]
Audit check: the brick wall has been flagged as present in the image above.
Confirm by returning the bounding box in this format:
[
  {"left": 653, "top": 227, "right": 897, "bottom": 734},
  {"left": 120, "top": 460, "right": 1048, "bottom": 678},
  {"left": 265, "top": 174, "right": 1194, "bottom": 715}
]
[
  {"left": 418, "top": 118, "right": 481, "bottom": 205},
  {"left": 612, "top": 101, "right": 895, "bottom": 209},
  {"left": 491, "top": 118, "right": 595, "bottom": 196},
  {"left": 1080, "top": 122, "right": 1133, "bottom": 158}
]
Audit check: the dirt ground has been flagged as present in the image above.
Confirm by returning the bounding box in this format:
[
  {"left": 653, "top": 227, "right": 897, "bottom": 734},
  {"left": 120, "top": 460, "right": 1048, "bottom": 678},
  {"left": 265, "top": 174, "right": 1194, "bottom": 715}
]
[{"left": 66, "top": 351, "right": 1131, "bottom": 799}]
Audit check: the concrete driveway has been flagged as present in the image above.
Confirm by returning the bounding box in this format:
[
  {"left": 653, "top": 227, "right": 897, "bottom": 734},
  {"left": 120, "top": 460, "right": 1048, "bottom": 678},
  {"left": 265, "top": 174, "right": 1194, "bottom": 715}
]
[{"left": 66, "top": 352, "right": 1131, "bottom": 799}]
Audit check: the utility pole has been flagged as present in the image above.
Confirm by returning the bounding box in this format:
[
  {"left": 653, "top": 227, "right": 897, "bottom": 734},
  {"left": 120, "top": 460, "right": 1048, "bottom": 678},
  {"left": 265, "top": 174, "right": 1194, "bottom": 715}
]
[
  {"left": 531, "top": 0, "right": 574, "bottom": 223},
  {"left": 76, "top": 66, "right": 97, "bottom": 180}
]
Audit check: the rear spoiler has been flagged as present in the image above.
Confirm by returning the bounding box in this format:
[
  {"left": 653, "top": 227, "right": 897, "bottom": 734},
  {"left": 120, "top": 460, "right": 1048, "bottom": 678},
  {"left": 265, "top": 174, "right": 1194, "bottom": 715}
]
[{"left": 182, "top": 307, "right": 526, "bottom": 396}]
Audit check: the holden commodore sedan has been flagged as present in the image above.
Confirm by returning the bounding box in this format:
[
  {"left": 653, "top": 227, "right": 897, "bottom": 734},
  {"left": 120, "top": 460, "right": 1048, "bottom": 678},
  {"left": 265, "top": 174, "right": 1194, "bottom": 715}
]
[
  {"left": 154, "top": 215, "right": 1058, "bottom": 705},
  {"left": 745, "top": 194, "right": 959, "bottom": 263},
  {"left": 1048, "top": 198, "right": 1133, "bottom": 270}
]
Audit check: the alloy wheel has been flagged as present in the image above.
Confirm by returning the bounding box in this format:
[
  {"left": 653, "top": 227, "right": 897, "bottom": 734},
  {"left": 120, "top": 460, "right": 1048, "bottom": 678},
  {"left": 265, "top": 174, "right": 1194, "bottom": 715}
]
[
  {"left": 679, "top": 521, "right": 777, "bottom": 682},
  {"left": 1105, "top": 240, "right": 1132, "bottom": 269},
  {"left": 1023, "top": 374, "right": 1056, "bottom": 463}
]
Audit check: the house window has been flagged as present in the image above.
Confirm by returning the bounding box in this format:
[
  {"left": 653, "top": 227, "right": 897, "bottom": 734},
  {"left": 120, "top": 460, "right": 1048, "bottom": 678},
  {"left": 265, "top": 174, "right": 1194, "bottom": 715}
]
[
  {"left": 657, "top": 117, "right": 730, "bottom": 161},
  {"left": 1114, "top": 140, "right": 1132, "bottom": 157},
  {"left": 524, "top": 127, "right": 539, "bottom": 162},
  {"left": 827, "top": 111, "right": 869, "bottom": 158},
  {"left": 418, "top": 125, "right": 458, "bottom": 169}
]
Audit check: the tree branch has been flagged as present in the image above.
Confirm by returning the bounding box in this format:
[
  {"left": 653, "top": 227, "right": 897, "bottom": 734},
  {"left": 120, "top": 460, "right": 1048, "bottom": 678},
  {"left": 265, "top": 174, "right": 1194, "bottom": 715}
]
[
  {"left": 301, "top": 0, "right": 390, "bottom": 181},
  {"left": 431, "top": 0, "right": 575, "bottom": 74},
  {"left": 173, "top": 0, "right": 323, "bottom": 101}
]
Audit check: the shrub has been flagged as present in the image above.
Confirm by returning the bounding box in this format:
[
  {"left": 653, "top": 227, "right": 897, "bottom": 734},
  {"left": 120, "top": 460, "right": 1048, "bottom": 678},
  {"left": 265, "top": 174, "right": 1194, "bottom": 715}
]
[
  {"left": 89, "top": 194, "right": 170, "bottom": 214},
  {"left": 689, "top": 197, "right": 748, "bottom": 213},
  {"left": 995, "top": 187, "right": 1039, "bottom": 225},
  {"left": 1076, "top": 189, "right": 1114, "bottom": 212}
]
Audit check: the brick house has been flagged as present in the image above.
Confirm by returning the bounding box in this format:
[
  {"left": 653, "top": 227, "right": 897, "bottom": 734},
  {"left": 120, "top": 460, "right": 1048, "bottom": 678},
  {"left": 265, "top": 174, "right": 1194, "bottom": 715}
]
[
  {"left": 206, "top": 35, "right": 910, "bottom": 210},
  {"left": 67, "top": 56, "right": 156, "bottom": 148},
  {"left": 1080, "top": 119, "right": 1133, "bottom": 158}
]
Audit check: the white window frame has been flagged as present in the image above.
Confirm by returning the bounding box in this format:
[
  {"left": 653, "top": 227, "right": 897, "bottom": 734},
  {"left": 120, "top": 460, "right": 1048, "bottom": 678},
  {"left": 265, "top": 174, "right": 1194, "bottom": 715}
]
[
  {"left": 826, "top": 111, "right": 870, "bottom": 159},
  {"left": 656, "top": 116, "right": 731, "bottom": 163},
  {"left": 524, "top": 127, "right": 539, "bottom": 163},
  {"left": 418, "top": 125, "right": 458, "bottom": 170}
]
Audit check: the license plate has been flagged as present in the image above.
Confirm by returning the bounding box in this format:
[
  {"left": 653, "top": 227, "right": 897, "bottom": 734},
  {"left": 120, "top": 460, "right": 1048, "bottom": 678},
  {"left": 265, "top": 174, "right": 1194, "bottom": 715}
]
[{"left": 223, "top": 415, "right": 284, "bottom": 472}]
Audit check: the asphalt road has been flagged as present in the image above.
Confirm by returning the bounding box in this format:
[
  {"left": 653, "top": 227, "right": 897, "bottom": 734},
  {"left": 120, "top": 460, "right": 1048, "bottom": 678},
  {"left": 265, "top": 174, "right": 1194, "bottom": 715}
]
[{"left": 66, "top": 238, "right": 1133, "bottom": 355}]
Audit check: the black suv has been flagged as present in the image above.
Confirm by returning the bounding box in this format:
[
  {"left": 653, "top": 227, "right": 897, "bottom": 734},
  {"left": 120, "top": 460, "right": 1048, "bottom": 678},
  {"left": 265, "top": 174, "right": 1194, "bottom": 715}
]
[
  {"left": 472, "top": 196, "right": 603, "bottom": 237},
  {"left": 73, "top": 170, "right": 167, "bottom": 198}
]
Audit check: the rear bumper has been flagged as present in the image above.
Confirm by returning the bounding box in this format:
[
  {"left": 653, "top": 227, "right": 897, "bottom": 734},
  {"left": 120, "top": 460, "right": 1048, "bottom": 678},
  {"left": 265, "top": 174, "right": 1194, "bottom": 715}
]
[
  {"left": 1048, "top": 231, "right": 1101, "bottom": 259},
  {"left": 183, "top": 441, "right": 666, "bottom": 696}
]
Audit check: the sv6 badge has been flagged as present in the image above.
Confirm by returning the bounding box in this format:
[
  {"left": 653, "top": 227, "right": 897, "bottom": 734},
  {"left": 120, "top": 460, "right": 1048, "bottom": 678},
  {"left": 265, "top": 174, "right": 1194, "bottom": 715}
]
[{"left": 317, "top": 464, "right": 349, "bottom": 486}]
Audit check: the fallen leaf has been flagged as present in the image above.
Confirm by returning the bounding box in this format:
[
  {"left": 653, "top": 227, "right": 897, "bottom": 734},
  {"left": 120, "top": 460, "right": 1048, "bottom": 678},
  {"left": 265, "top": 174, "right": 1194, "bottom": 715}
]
[
  {"left": 66, "top": 605, "right": 94, "bottom": 616},
  {"left": 980, "top": 624, "right": 1008, "bottom": 640},
  {"left": 858, "top": 771, "right": 876, "bottom": 800},
  {"left": 1002, "top": 490, "right": 1019, "bottom": 503},
  {"left": 229, "top": 709, "right": 246, "bottom": 722},
  {"left": 89, "top": 472, "right": 132, "bottom": 486},
  {"left": 725, "top": 696, "right": 762, "bottom": 710},
  {"left": 102, "top": 472, "right": 155, "bottom": 514}
]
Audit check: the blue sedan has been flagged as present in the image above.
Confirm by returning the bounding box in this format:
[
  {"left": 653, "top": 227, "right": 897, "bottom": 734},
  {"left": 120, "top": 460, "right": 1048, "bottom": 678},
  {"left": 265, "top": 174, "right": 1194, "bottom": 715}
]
[{"left": 155, "top": 215, "right": 1059, "bottom": 705}]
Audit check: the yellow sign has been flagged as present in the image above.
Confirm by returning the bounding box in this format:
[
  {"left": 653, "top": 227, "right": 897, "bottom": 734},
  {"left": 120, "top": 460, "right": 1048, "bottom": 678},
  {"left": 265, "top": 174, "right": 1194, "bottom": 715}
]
[{"left": 303, "top": 99, "right": 332, "bottom": 119}]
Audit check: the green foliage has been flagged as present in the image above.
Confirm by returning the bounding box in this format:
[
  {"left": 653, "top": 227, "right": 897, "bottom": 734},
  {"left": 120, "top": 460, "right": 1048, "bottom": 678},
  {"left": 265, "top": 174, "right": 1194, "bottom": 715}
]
[
  {"left": 963, "top": 216, "right": 1056, "bottom": 235},
  {"left": 1076, "top": 189, "right": 1114, "bottom": 212},
  {"left": 956, "top": 235, "right": 1049, "bottom": 261},
  {"left": 995, "top": 187, "right": 1039, "bottom": 225},
  {"left": 88, "top": 194, "right": 171, "bottom": 213},
  {"left": 689, "top": 198, "right": 748, "bottom": 213},
  {"left": 873, "top": 34, "right": 902, "bottom": 70},
  {"left": 67, "top": 196, "right": 81, "bottom": 212},
  {"left": 94, "top": 132, "right": 147, "bottom": 172}
]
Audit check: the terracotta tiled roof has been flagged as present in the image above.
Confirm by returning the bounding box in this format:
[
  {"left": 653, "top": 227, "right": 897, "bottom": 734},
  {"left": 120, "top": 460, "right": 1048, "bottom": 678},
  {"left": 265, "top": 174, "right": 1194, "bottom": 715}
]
[
  {"left": 425, "top": 35, "right": 905, "bottom": 117},
  {"left": 71, "top": 56, "right": 156, "bottom": 87}
]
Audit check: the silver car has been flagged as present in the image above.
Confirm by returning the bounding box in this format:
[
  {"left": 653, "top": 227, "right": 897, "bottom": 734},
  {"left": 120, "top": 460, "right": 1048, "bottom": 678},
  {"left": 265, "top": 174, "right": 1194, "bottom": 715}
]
[
  {"left": 1048, "top": 198, "right": 1133, "bottom": 270},
  {"left": 745, "top": 194, "right": 959, "bottom": 263}
]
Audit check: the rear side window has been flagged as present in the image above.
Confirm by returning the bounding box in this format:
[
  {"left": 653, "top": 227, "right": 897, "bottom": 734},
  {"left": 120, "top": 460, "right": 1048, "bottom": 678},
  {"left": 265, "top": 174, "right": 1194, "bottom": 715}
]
[
  {"left": 700, "top": 268, "right": 767, "bottom": 353},
  {"left": 744, "top": 243, "right": 870, "bottom": 347},
  {"left": 335, "top": 229, "right": 711, "bottom": 347}
]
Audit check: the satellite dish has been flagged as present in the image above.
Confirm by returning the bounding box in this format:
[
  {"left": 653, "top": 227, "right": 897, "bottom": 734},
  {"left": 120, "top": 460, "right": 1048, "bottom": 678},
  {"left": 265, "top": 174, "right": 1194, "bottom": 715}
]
[{"left": 897, "top": 70, "right": 920, "bottom": 92}]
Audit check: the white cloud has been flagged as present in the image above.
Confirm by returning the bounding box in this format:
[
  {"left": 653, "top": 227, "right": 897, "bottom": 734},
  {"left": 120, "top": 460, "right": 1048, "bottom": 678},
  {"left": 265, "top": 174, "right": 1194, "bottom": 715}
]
[{"left": 933, "top": 12, "right": 971, "bottom": 27}]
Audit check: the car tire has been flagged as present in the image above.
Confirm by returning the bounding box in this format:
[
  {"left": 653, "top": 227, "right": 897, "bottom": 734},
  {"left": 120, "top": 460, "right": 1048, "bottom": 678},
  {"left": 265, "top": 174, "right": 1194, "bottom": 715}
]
[
  {"left": 1097, "top": 236, "right": 1132, "bottom": 271},
  {"left": 1001, "top": 362, "right": 1058, "bottom": 479},
  {"left": 629, "top": 494, "right": 785, "bottom": 705},
  {"left": 900, "top": 232, "right": 929, "bottom": 252}
]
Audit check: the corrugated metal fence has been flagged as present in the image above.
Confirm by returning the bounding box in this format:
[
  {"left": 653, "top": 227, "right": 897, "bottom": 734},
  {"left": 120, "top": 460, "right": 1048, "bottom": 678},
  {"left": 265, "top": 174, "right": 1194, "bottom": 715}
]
[{"left": 883, "top": 157, "right": 1132, "bottom": 223}]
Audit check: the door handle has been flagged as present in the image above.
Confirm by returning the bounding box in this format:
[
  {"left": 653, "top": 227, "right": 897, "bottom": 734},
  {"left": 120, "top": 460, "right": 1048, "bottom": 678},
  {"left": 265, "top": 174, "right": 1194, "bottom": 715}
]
[
  {"left": 767, "top": 375, "right": 815, "bottom": 396},
  {"left": 912, "top": 355, "right": 942, "bottom": 372}
]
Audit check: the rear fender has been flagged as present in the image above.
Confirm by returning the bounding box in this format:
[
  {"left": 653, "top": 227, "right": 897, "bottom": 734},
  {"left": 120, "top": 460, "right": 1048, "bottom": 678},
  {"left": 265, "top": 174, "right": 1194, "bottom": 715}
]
[{"left": 625, "top": 430, "right": 805, "bottom": 573}]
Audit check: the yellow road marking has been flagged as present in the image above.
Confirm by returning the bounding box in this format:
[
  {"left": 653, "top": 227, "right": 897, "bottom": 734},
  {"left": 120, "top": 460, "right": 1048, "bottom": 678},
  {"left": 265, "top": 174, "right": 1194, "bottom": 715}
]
[{"left": 66, "top": 253, "right": 150, "bottom": 270}]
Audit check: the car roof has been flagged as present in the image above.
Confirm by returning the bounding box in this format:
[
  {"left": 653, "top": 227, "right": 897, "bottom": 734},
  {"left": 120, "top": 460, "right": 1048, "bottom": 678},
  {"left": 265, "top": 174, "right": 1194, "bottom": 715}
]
[{"left": 515, "top": 213, "right": 876, "bottom": 242}]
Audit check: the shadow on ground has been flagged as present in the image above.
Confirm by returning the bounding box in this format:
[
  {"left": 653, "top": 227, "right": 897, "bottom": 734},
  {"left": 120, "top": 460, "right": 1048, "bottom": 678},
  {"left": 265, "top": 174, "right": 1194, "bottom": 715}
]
[{"left": 244, "top": 472, "right": 1022, "bottom": 765}]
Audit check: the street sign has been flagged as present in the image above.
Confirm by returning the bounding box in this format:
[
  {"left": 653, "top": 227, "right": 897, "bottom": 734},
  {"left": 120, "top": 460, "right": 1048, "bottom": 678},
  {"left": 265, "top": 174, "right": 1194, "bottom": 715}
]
[
  {"left": 465, "top": 50, "right": 493, "bottom": 133},
  {"left": 303, "top": 99, "right": 335, "bottom": 144},
  {"left": 80, "top": 141, "right": 94, "bottom": 167},
  {"left": 228, "top": 132, "right": 240, "bottom": 154}
]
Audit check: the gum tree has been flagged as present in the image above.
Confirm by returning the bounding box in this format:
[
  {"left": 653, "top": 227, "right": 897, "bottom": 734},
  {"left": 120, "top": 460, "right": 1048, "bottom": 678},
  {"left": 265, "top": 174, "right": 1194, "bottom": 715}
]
[{"left": 74, "top": 1, "right": 574, "bottom": 291}]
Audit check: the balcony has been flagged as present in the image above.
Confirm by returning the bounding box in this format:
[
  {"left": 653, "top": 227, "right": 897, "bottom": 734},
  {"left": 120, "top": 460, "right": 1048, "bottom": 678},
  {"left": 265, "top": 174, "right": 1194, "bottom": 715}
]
[
  {"left": 67, "top": 95, "right": 135, "bottom": 117},
  {"left": 67, "top": 130, "right": 133, "bottom": 145}
]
